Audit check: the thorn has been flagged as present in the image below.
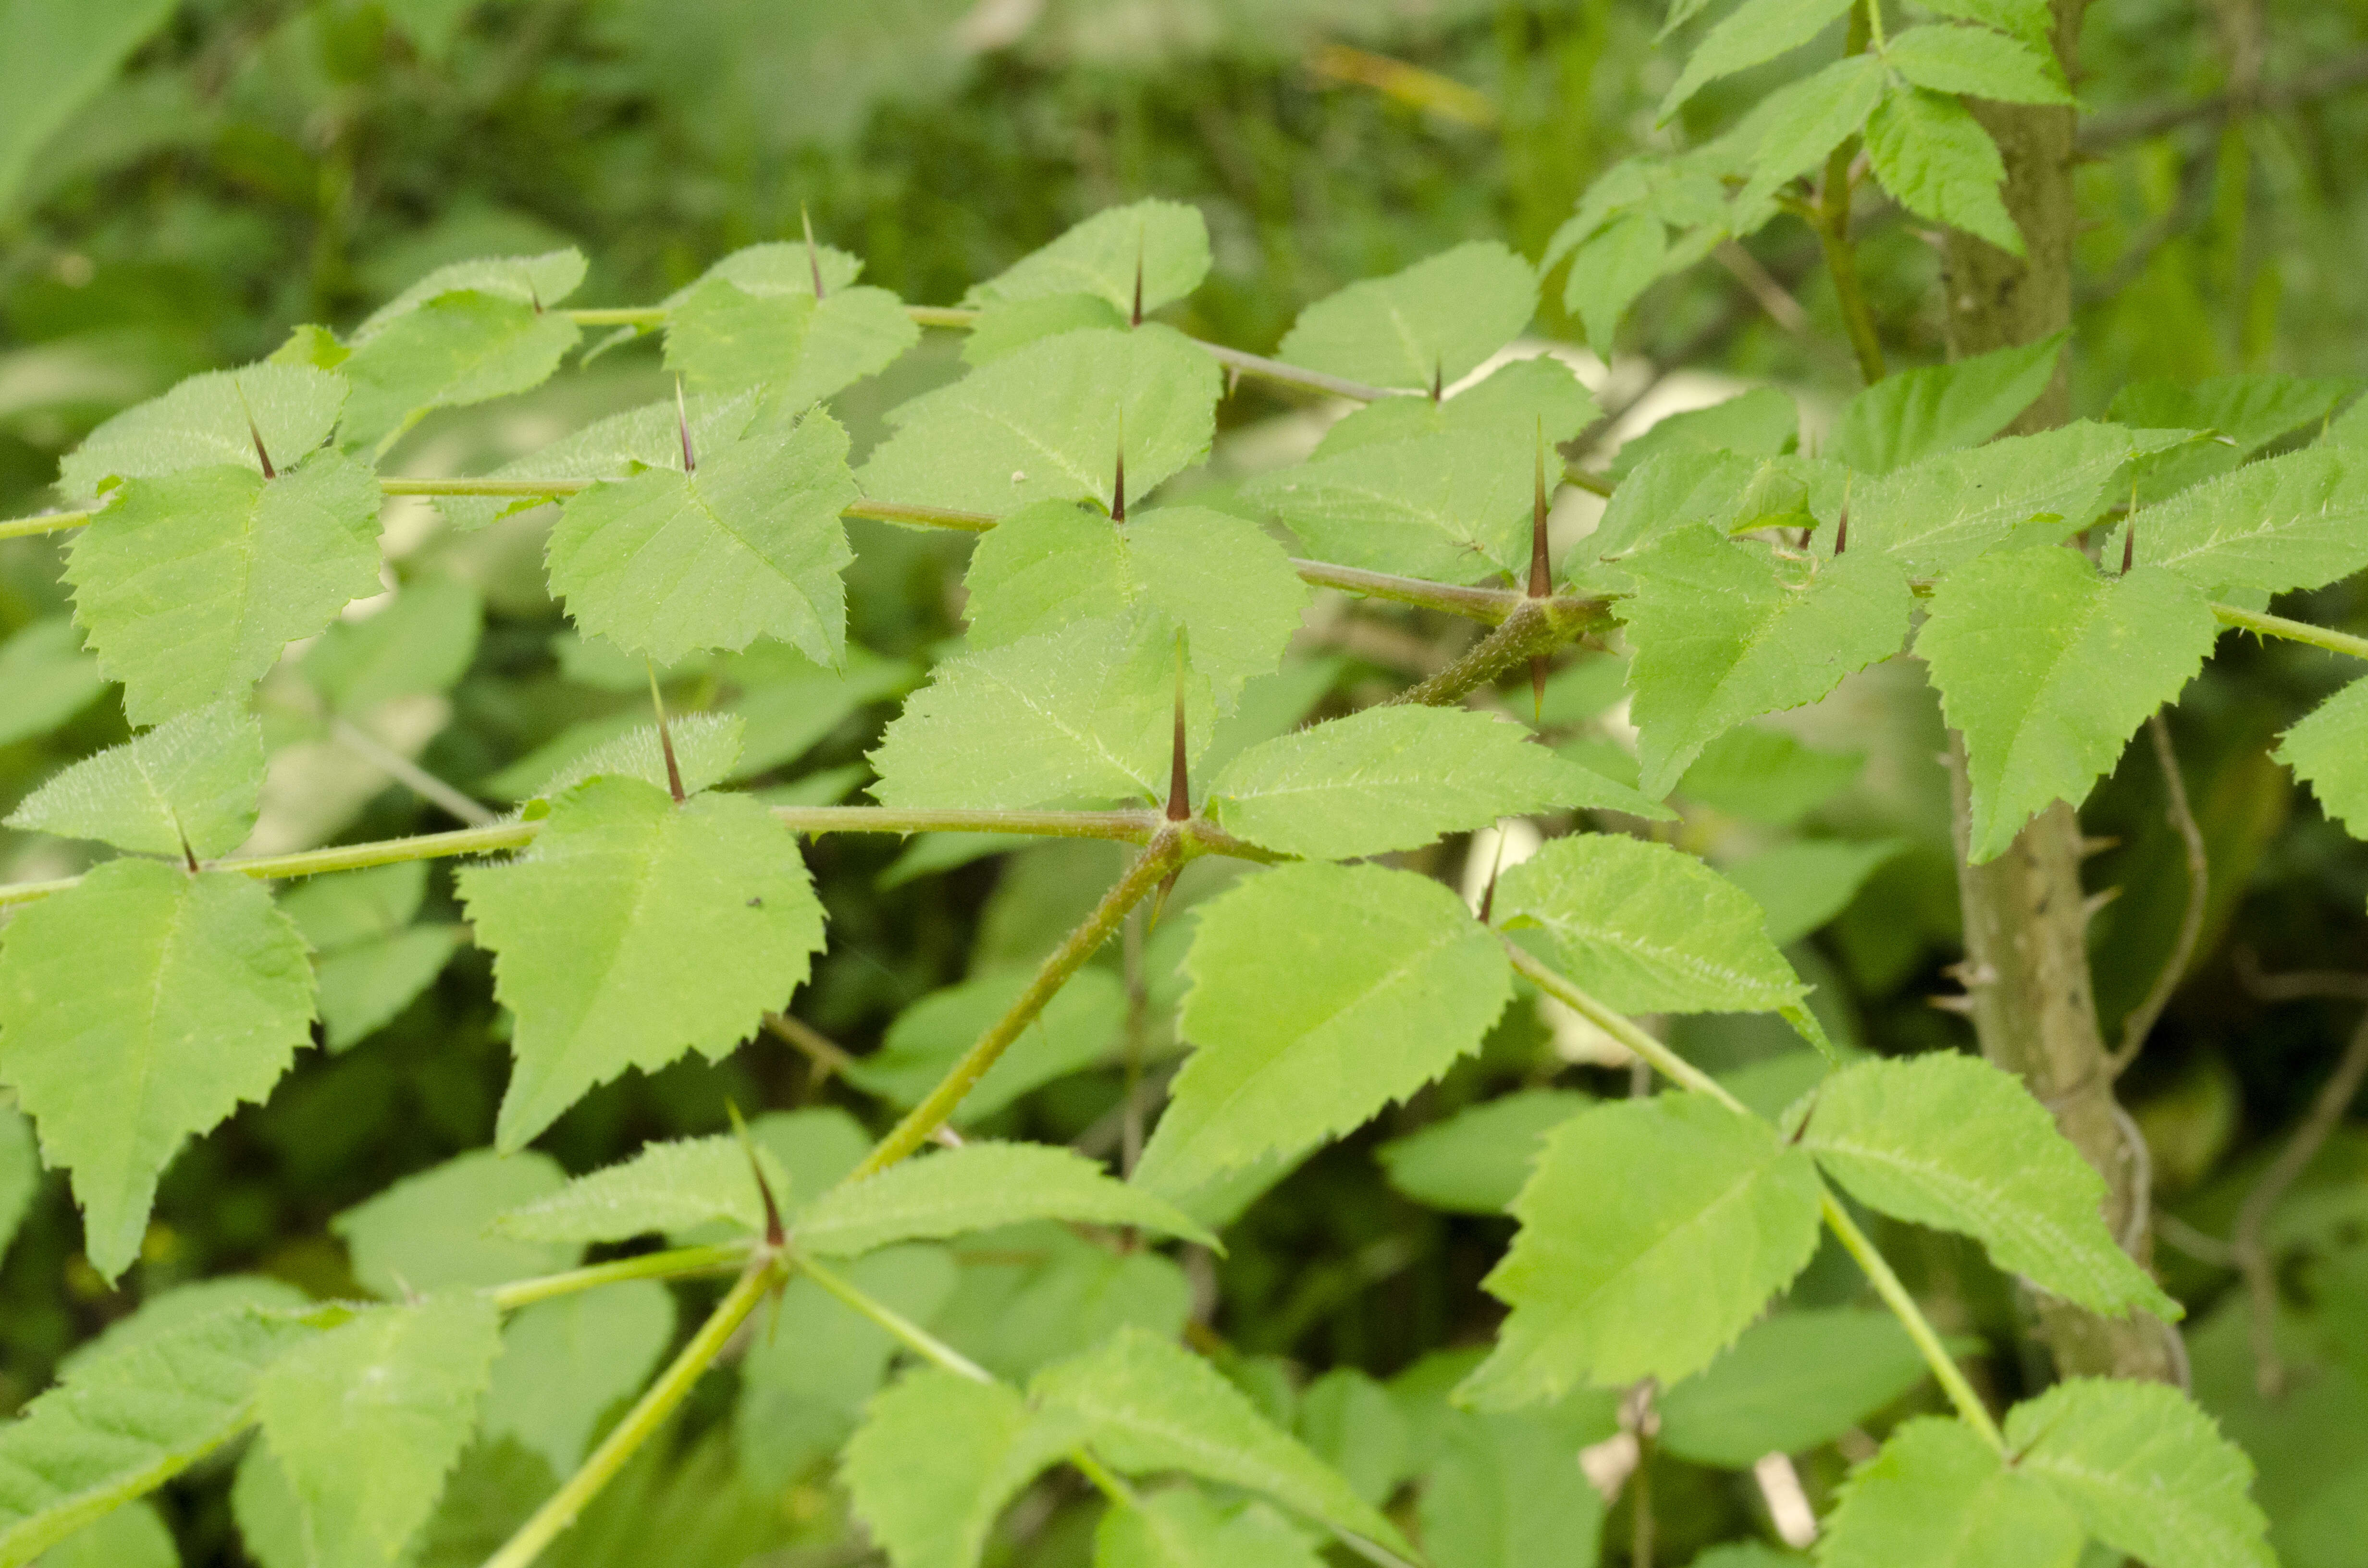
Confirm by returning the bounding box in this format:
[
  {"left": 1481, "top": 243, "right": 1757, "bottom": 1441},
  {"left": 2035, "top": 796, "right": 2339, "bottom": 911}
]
[
  {"left": 802, "top": 205, "right": 826, "bottom": 299},
  {"left": 1528, "top": 418, "right": 1552, "bottom": 600},
  {"left": 1798, "top": 526, "right": 1813, "bottom": 550},
  {"left": 2082, "top": 885, "right": 2122, "bottom": 926},
  {"left": 1149, "top": 866, "right": 1182, "bottom": 932},
  {"left": 1431, "top": 359, "right": 1443, "bottom": 404},
  {"left": 1927, "top": 993, "right": 1977, "bottom": 1016},
  {"left": 247, "top": 419, "right": 275, "bottom": 480},
  {"left": 2122, "top": 482, "right": 2138, "bottom": 573},
  {"left": 1164, "top": 632, "right": 1190, "bottom": 823},
  {"left": 1477, "top": 824, "right": 1511, "bottom": 924},
  {"left": 528, "top": 280, "right": 544, "bottom": 315},
  {"left": 725, "top": 1102, "right": 786, "bottom": 1249},
  {"left": 1110, "top": 407, "right": 1126, "bottom": 523},
  {"left": 930, "top": 1125, "right": 964, "bottom": 1149},
  {"left": 674, "top": 376, "right": 696, "bottom": 475},
  {"left": 173, "top": 810, "right": 198, "bottom": 874},
  {"left": 1131, "top": 230, "right": 1145, "bottom": 328},
  {"left": 1832, "top": 506, "right": 1848, "bottom": 556},
  {"left": 1226, "top": 366, "right": 1242, "bottom": 399},
  {"left": 2079, "top": 834, "right": 2122, "bottom": 860},
  {"left": 648, "top": 661, "right": 686, "bottom": 804}
]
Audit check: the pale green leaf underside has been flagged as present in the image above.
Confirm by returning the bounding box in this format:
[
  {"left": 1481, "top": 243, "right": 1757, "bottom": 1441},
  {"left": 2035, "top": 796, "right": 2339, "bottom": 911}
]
[
  {"left": 495, "top": 1134, "right": 790, "bottom": 1244},
  {"left": 1820, "top": 1418, "right": 2084, "bottom": 1568},
  {"left": 966, "top": 198, "right": 1212, "bottom": 318},
  {"left": 660, "top": 242, "right": 862, "bottom": 313},
  {"left": 58, "top": 362, "right": 346, "bottom": 499},
  {"left": 528, "top": 712, "right": 746, "bottom": 802},
  {"left": 1464, "top": 1091, "right": 1822, "bottom": 1406},
  {"left": 2004, "top": 1378, "right": 2273, "bottom": 1568},
  {"left": 662, "top": 279, "right": 918, "bottom": 404},
  {"left": 1277, "top": 241, "right": 1536, "bottom": 391},
  {"left": 0, "top": 861, "right": 314, "bottom": 1281},
  {"left": 842, "top": 1368, "right": 1085, "bottom": 1568},
  {"left": 2274, "top": 676, "right": 2368, "bottom": 839},
  {"left": 1803, "top": 1054, "right": 2181, "bottom": 1319},
  {"left": 795, "top": 1142, "right": 1217, "bottom": 1257},
  {"left": 1137, "top": 863, "right": 1512, "bottom": 1200},
  {"left": 6, "top": 698, "right": 262, "bottom": 858},
  {"left": 456, "top": 777, "right": 826, "bottom": 1150},
  {"left": 1312, "top": 355, "right": 1598, "bottom": 457}
]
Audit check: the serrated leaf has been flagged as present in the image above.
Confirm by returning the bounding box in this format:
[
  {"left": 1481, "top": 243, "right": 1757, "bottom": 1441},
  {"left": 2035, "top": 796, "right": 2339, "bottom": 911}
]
[
  {"left": 1279, "top": 242, "right": 1536, "bottom": 391},
  {"left": 33, "top": 1498, "right": 177, "bottom": 1568},
  {"left": 0, "top": 861, "right": 313, "bottom": 1280},
  {"left": 2274, "top": 676, "right": 2368, "bottom": 838},
  {"left": 528, "top": 713, "right": 746, "bottom": 801},
  {"left": 1098, "top": 1489, "right": 1323, "bottom": 1568},
  {"left": 859, "top": 325, "right": 1221, "bottom": 515},
  {"left": 1726, "top": 837, "right": 1905, "bottom": 945},
  {"left": 1828, "top": 333, "right": 2066, "bottom": 475},
  {"left": 302, "top": 575, "right": 483, "bottom": 714},
  {"left": 1562, "top": 212, "right": 1666, "bottom": 358},
  {"left": 1914, "top": 0, "right": 2050, "bottom": 45},
  {"left": 1242, "top": 424, "right": 1545, "bottom": 585},
  {"left": 1609, "top": 386, "right": 1799, "bottom": 481},
  {"left": 1736, "top": 53, "right": 1888, "bottom": 215},
  {"left": 1847, "top": 421, "right": 2177, "bottom": 572},
  {"left": 1033, "top": 1327, "right": 1412, "bottom": 1556},
  {"left": 1657, "top": 0, "right": 1856, "bottom": 123},
  {"left": 67, "top": 454, "right": 385, "bottom": 725},
  {"left": 797, "top": 1142, "right": 1216, "bottom": 1256},
  {"left": 1377, "top": 1088, "right": 1592, "bottom": 1215},
  {"left": 456, "top": 776, "right": 826, "bottom": 1150},
  {"left": 962, "top": 502, "right": 1308, "bottom": 708},
  {"left": 868, "top": 614, "right": 1211, "bottom": 811},
  {"left": 662, "top": 279, "right": 917, "bottom": 403},
  {"left": 0, "top": 1299, "right": 315, "bottom": 1567},
  {"left": 1885, "top": 23, "right": 2072, "bottom": 103},
  {"left": 1494, "top": 833, "right": 1805, "bottom": 1015},
  {"left": 2126, "top": 447, "right": 2368, "bottom": 594},
  {"left": 481, "top": 1281, "right": 673, "bottom": 1476},
  {"left": 0, "top": 617, "right": 107, "bottom": 749},
  {"left": 547, "top": 409, "right": 856, "bottom": 665},
  {"left": 843, "top": 967, "right": 1126, "bottom": 1123},
  {"left": 966, "top": 198, "right": 1211, "bottom": 318},
  {"left": 2006, "top": 1378, "right": 2272, "bottom": 1568},
  {"left": 1573, "top": 450, "right": 1840, "bottom": 590},
  {"left": 1209, "top": 705, "right": 1665, "bottom": 861},
  {"left": 1135, "top": 863, "right": 1511, "bottom": 1199},
  {"left": 495, "top": 1134, "right": 789, "bottom": 1243},
  {"left": 355, "top": 249, "right": 586, "bottom": 340},
  {"left": 1819, "top": 1417, "right": 2084, "bottom": 1568},
  {"left": 256, "top": 1294, "right": 503, "bottom": 1568},
  {"left": 1313, "top": 356, "right": 1598, "bottom": 457},
  {"left": 1657, "top": 1308, "right": 1942, "bottom": 1467},
  {"left": 1418, "top": 1410, "right": 1608, "bottom": 1568},
  {"left": 6, "top": 698, "right": 261, "bottom": 858},
  {"left": 0, "top": 1105, "right": 35, "bottom": 1266},
  {"left": 340, "top": 292, "right": 581, "bottom": 455},
  {"left": 1621, "top": 528, "right": 1913, "bottom": 796},
  {"left": 1801, "top": 1053, "right": 2180, "bottom": 1319},
  {"left": 57, "top": 363, "right": 346, "bottom": 499},
  {"left": 1461, "top": 1092, "right": 1823, "bottom": 1405},
  {"left": 1918, "top": 549, "right": 2218, "bottom": 863},
  {"left": 1864, "top": 84, "right": 2021, "bottom": 256},
  {"left": 332, "top": 1150, "right": 571, "bottom": 1296},
  {"left": 842, "top": 1369, "right": 1085, "bottom": 1568}
]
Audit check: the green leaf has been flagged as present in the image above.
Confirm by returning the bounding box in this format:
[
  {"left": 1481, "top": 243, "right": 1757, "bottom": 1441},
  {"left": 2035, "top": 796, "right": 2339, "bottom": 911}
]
[
  {"left": 1134, "top": 863, "right": 1512, "bottom": 1199},
  {"left": 313, "top": 926, "right": 463, "bottom": 1052},
  {"left": 1417, "top": 1410, "right": 1608, "bottom": 1568},
  {"left": 1884, "top": 23, "right": 2072, "bottom": 104},
  {"left": 1032, "top": 1327, "right": 1412, "bottom": 1556},
  {"left": 340, "top": 291, "right": 581, "bottom": 455},
  {"left": 1494, "top": 833, "right": 1805, "bottom": 1015},
  {"left": 0, "top": 617, "right": 107, "bottom": 749},
  {"left": 1918, "top": 549, "right": 2218, "bottom": 864},
  {"left": 1801, "top": 1053, "right": 2181, "bottom": 1319},
  {"left": 1725, "top": 838, "right": 1905, "bottom": 945},
  {"left": 301, "top": 575, "right": 484, "bottom": 714},
  {"left": 859, "top": 325, "right": 1221, "bottom": 515},
  {"left": 493, "top": 1134, "right": 789, "bottom": 1243},
  {"left": 1864, "top": 84, "right": 2022, "bottom": 256},
  {"left": 1914, "top": 0, "right": 2051, "bottom": 46},
  {"left": 527, "top": 713, "right": 746, "bottom": 802},
  {"left": 331, "top": 1149, "right": 571, "bottom": 1296},
  {"left": 2006, "top": 1378, "right": 2273, "bottom": 1568},
  {"left": 480, "top": 1281, "right": 673, "bottom": 1476},
  {"left": 1675, "top": 726, "right": 1863, "bottom": 826},
  {"left": 455, "top": 777, "right": 826, "bottom": 1150},
  {"left": 355, "top": 249, "right": 586, "bottom": 339},
  {"left": 0, "top": 0, "right": 175, "bottom": 220},
  {"left": 2112, "top": 373, "right": 2356, "bottom": 457},
  {"left": 1656, "top": 1308, "right": 1943, "bottom": 1467},
  {"left": 0, "top": 1298, "right": 315, "bottom": 1566},
  {"left": 1377, "top": 1088, "right": 1592, "bottom": 1215},
  {"left": 0, "top": 861, "right": 313, "bottom": 1280},
  {"left": 1295, "top": 1370, "right": 1411, "bottom": 1506},
  {"left": 1573, "top": 450, "right": 1840, "bottom": 590},
  {"left": 966, "top": 198, "right": 1212, "bottom": 318},
  {"left": 797, "top": 1142, "right": 1217, "bottom": 1256},
  {"left": 1657, "top": 0, "right": 1856, "bottom": 123},
  {"left": 547, "top": 409, "right": 856, "bottom": 666},
  {"left": 1847, "top": 421, "right": 2178, "bottom": 572},
  {"left": 1312, "top": 356, "right": 1598, "bottom": 457},
  {"left": 255, "top": 1294, "right": 504, "bottom": 1568},
  {"left": 1620, "top": 528, "right": 1914, "bottom": 796},
  {"left": 961, "top": 294, "right": 1128, "bottom": 365},
  {"left": 720, "top": 643, "right": 914, "bottom": 778},
  {"left": 657, "top": 242, "right": 860, "bottom": 315},
  {"left": 1562, "top": 212, "right": 1666, "bottom": 359},
  {"left": 842, "top": 967, "right": 1127, "bottom": 1123},
  {"left": 662, "top": 279, "right": 917, "bottom": 403},
  {"left": 67, "top": 454, "right": 385, "bottom": 725},
  {"left": 868, "top": 614, "right": 1211, "bottom": 811},
  {"left": 57, "top": 362, "right": 346, "bottom": 499},
  {"left": 1460, "top": 1091, "right": 1824, "bottom": 1405},
  {"left": 1278, "top": 242, "right": 1537, "bottom": 391},
  {"left": 934, "top": 1224, "right": 1194, "bottom": 1383},
  {"left": 962, "top": 502, "right": 1309, "bottom": 708},
  {"left": 841, "top": 1368, "right": 1084, "bottom": 1568},
  {"left": 0, "top": 1105, "right": 35, "bottom": 1267},
  {"left": 1828, "top": 333, "right": 2067, "bottom": 475},
  {"left": 1609, "top": 386, "right": 1799, "bottom": 482},
  {"left": 1819, "top": 1418, "right": 2085, "bottom": 1568},
  {"left": 1241, "top": 425, "right": 1546, "bottom": 584},
  {"left": 1734, "top": 54, "right": 1888, "bottom": 216},
  {"left": 32, "top": 1499, "right": 177, "bottom": 1568},
  {"left": 1097, "top": 1490, "right": 1323, "bottom": 1568},
  {"left": 2126, "top": 448, "right": 2368, "bottom": 594},
  {"left": 6, "top": 698, "right": 261, "bottom": 858},
  {"left": 2274, "top": 677, "right": 2368, "bottom": 838},
  {"left": 1209, "top": 706, "right": 1667, "bottom": 862}
]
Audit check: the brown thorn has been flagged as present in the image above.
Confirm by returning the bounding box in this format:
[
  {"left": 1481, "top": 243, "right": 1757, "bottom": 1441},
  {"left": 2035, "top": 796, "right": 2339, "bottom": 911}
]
[
  {"left": 248, "top": 419, "right": 276, "bottom": 480},
  {"left": 648, "top": 661, "right": 686, "bottom": 804},
  {"left": 1131, "top": 231, "right": 1145, "bottom": 328},
  {"left": 1164, "top": 633, "right": 1190, "bottom": 823},
  {"left": 726, "top": 1102, "right": 787, "bottom": 1248},
  {"left": 1111, "top": 407, "right": 1127, "bottom": 523},
  {"left": 1431, "top": 359, "right": 1443, "bottom": 404},
  {"left": 674, "top": 376, "right": 696, "bottom": 475},
  {"left": 1477, "top": 825, "right": 1512, "bottom": 925},
  {"left": 802, "top": 205, "right": 826, "bottom": 300},
  {"left": 1832, "top": 506, "right": 1848, "bottom": 556},
  {"left": 172, "top": 810, "right": 199, "bottom": 874}
]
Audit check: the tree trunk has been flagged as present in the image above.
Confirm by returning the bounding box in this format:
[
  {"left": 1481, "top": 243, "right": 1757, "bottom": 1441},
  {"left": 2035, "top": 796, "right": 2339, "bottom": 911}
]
[{"left": 1937, "top": 0, "right": 2180, "bottom": 1383}]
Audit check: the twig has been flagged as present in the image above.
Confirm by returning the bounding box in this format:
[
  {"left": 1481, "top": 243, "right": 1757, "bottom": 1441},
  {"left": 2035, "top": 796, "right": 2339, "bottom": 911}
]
[
  {"left": 762, "top": 1012, "right": 860, "bottom": 1088},
  {"left": 330, "top": 718, "right": 498, "bottom": 826},
  {"left": 2106, "top": 715, "right": 2208, "bottom": 1079},
  {"left": 1381, "top": 596, "right": 1608, "bottom": 708}
]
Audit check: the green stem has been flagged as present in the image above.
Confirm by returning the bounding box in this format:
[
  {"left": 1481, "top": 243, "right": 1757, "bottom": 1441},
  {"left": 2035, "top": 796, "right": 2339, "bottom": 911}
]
[
  {"left": 1384, "top": 596, "right": 1609, "bottom": 709},
  {"left": 1561, "top": 465, "right": 1616, "bottom": 499},
  {"left": 777, "top": 806, "right": 1160, "bottom": 842},
  {"left": 486, "top": 1243, "right": 752, "bottom": 1311},
  {"left": 1817, "top": 10, "right": 1887, "bottom": 386},
  {"left": 380, "top": 477, "right": 592, "bottom": 498},
  {"left": 562, "top": 307, "right": 667, "bottom": 328},
  {"left": 1290, "top": 559, "right": 1534, "bottom": 622},
  {"left": 483, "top": 1255, "right": 787, "bottom": 1568},
  {"left": 907, "top": 305, "right": 979, "bottom": 330},
  {"left": 0, "top": 509, "right": 95, "bottom": 540},
  {"left": 1503, "top": 941, "right": 1735, "bottom": 1105},
  {"left": 850, "top": 829, "right": 1187, "bottom": 1178},
  {"left": 2212, "top": 600, "right": 2368, "bottom": 662},
  {"left": 1861, "top": 0, "right": 1887, "bottom": 52},
  {"left": 1194, "top": 341, "right": 1409, "bottom": 404},
  {"left": 1820, "top": 1193, "right": 2004, "bottom": 1450},
  {"left": 842, "top": 496, "right": 999, "bottom": 531}
]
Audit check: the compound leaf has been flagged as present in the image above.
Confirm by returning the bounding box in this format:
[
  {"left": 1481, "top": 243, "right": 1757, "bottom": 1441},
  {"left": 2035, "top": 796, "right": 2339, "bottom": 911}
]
[
  {"left": 67, "top": 454, "right": 384, "bottom": 725},
  {"left": 662, "top": 279, "right": 917, "bottom": 404},
  {"left": 1918, "top": 549, "right": 2217, "bottom": 864},
  {"left": 2274, "top": 676, "right": 2368, "bottom": 839},
  {"left": 966, "top": 198, "right": 1211, "bottom": 318},
  {"left": 1135, "top": 863, "right": 1511, "bottom": 1199},
  {"left": 546, "top": 410, "right": 857, "bottom": 666},
  {"left": 1736, "top": 54, "right": 1888, "bottom": 215},
  {"left": 1828, "top": 333, "right": 2066, "bottom": 475},
  {"left": 1376, "top": 1088, "right": 1592, "bottom": 1215},
  {"left": 1884, "top": 23, "right": 2071, "bottom": 104},
  {"left": 796, "top": 1143, "right": 1216, "bottom": 1257},
  {"left": 5, "top": 698, "right": 261, "bottom": 858},
  {"left": 58, "top": 363, "right": 346, "bottom": 499},
  {"left": 526, "top": 713, "right": 745, "bottom": 803},
  {"left": 1658, "top": 0, "right": 1855, "bottom": 123},
  {"left": 0, "top": 860, "right": 313, "bottom": 1280},
  {"left": 1460, "top": 1092, "right": 1824, "bottom": 1405},
  {"left": 340, "top": 292, "right": 581, "bottom": 455},
  {"left": 1819, "top": 1417, "right": 2084, "bottom": 1568},
  {"left": 456, "top": 777, "right": 826, "bottom": 1150},
  {"left": 1864, "top": 84, "right": 2021, "bottom": 256},
  {"left": 493, "top": 1134, "right": 790, "bottom": 1244},
  {"left": 1657, "top": 1308, "right": 1942, "bottom": 1468},
  {"left": 842, "top": 1369, "right": 1084, "bottom": 1568},
  {"left": 2127, "top": 447, "right": 2368, "bottom": 594},
  {"left": 1802, "top": 1053, "right": 2180, "bottom": 1319},
  {"left": 1278, "top": 242, "right": 1535, "bottom": 392},
  {"left": 2005, "top": 1379, "right": 2272, "bottom": 1568}
]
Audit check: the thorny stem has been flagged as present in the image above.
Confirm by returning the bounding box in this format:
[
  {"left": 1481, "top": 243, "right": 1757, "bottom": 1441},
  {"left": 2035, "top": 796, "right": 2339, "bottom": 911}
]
[
  {"left": 1384, "top": 596, "right": 1608, "bottom": 709},
  {"left": 0, "top": 508, "right": 99, "bottom": 540},
  {"left": 2211, "top": 599, "right": 2368, "bottom": 663},
  {"left": 485, "top": 1243, "right": 752, "bottom": 1311}
]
